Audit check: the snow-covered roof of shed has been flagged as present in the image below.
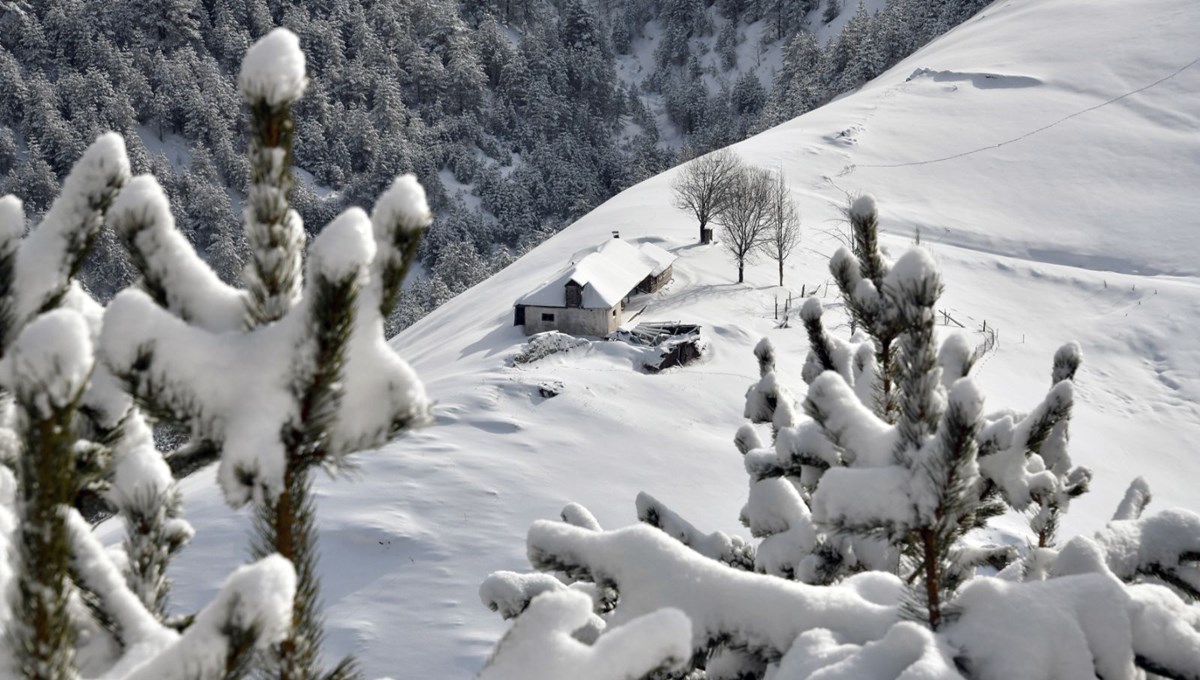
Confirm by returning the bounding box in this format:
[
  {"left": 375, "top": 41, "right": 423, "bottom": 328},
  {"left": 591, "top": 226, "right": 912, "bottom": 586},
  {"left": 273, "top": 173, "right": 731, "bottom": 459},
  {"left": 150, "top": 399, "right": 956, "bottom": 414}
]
[
  {"left": 637, "top": 242, "right": 675, "bottom": 277},
  {"left": 519, "top": 239, "right": 677, "bottom": 309}
]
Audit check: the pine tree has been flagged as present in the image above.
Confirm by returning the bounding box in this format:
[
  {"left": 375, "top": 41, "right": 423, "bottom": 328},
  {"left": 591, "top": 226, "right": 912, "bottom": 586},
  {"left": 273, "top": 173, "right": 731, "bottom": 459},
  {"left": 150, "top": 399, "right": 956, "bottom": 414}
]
[
  {"left": 798, "top": 198, "right": 1095, "bottom": 629},
  {"left": 828, "top": 195, "right": 904, "bottom": 420},
  {"left": 732, "top": 71, "right": 767, "bottom": 116},
  {"left": 0, "top": 134, "right": 296, "bottom": 680},
  {"left": 101, "top": 29, "right": 433, "bottom": 680},
  {"left": 128, "top": 0, "right": 202, "bottom": 48},
  {"left": 716, "top": 20, "right": 738, "bottom": 69}
]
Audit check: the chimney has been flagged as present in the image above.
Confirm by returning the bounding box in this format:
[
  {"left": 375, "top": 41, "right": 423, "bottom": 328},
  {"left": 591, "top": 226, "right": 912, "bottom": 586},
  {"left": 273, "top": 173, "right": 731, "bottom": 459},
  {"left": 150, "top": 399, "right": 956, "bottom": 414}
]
[{"left": 612, "top": 230, "right": 620, "bottom": 239}]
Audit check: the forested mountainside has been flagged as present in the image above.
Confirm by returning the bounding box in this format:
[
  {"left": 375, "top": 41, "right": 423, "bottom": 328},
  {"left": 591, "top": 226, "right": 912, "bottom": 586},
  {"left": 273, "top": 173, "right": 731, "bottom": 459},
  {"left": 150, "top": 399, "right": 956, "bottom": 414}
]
[{"left": 0, "top": 0, "right": 987, "bottom": 328}]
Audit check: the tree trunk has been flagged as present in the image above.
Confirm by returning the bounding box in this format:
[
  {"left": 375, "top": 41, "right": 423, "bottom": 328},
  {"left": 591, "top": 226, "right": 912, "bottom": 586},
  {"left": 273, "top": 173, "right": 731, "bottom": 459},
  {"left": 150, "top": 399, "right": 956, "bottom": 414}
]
[
  {"left": 778, "top": 260, "right": 784, "bottom": 287},
  {"left": 738, "top": 262, "right": 744, "bottom": 283},
  {"left": 922, "top": 528, "right": 941, "bottom": 630},
  {"left": 699, "top": 217, "right": 709, "bottom": 244}
]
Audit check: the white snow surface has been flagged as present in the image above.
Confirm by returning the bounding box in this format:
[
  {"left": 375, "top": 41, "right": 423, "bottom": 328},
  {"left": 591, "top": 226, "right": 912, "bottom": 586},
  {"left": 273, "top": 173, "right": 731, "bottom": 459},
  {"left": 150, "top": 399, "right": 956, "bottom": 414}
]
[{"left": 99, "top": 0, "right": 1200, "bottom": 675}]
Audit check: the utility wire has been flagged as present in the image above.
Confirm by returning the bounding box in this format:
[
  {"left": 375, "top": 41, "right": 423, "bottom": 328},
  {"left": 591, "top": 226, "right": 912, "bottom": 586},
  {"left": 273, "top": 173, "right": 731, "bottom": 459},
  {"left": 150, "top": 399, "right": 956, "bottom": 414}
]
[{"left": 851, "top": 54, "right": 1200, "bottom": 170}]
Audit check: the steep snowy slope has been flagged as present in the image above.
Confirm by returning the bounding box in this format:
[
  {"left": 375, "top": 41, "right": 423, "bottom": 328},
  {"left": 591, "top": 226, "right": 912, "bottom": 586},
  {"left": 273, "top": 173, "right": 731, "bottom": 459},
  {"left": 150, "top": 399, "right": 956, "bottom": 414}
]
[{"left": 124, "top": 0, "right": 1200, "bottom": 676}]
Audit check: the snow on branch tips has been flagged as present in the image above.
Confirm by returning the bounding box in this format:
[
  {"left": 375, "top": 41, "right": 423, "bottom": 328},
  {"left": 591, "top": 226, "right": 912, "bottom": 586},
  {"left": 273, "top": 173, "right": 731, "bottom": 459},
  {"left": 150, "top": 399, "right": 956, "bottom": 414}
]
[
  {"left": 238, "top": 27, "right": 308, "bottom": 109},
  {"left": 0, "top": 25, "right": 436, "bottom": 679},
  {"left": 826, "top": 194, "right": 907, "bottom": 419},
  {"left": 0, "top": 132, "right": 309, "bottom": 679},
  {"left": 4, "top": 308, "right": 92, "bottom": 414},
  {"left": 371, "top": 174, "right": 433, "bottom": 316},
  {"left": 0, "top": 134, "right": 204, "bottom": 675},
  {"left": 118, "top": 555, "right": 297, "bottom": 680}
]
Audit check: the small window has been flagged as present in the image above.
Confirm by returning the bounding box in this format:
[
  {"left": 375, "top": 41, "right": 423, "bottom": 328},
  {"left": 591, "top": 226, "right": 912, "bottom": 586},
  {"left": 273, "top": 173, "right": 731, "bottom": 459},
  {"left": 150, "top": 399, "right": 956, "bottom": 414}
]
[
  {"left": 541, "top": 313, "right": 555, "bottom": 322},
  {"left": 612, "top": 309, "right": 617, "bottom": 316}
]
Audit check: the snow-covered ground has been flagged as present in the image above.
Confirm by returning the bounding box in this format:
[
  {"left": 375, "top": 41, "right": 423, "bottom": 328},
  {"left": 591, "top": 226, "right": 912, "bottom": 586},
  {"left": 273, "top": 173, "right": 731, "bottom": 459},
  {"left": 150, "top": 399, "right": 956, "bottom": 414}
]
[{"left": 111, "top": 0, "right": 1200, "bottom": 676}]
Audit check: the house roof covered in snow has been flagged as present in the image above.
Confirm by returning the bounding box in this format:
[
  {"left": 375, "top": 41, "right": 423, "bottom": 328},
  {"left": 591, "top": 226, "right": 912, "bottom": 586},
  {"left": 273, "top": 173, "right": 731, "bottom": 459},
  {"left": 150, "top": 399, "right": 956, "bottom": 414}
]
[
  {"left": 519, "top": 239, "right": 677, "bottom": 309},
  {"left": 637, "top": 242, "right": 675, "bottom": 277}
]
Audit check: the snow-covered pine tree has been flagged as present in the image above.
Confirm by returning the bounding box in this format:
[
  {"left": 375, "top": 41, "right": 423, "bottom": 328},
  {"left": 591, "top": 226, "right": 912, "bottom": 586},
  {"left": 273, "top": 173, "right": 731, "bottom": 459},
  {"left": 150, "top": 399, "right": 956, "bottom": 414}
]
[
  {"left": 804, "top": 246, "right": 1001, "bottom": 629},
  {"left": 1026, "top": 341, "right": 1091, "bottom": 548},
  {"left": 0, "top": 136, "right": 295, "bottom": 678},
  {"left": 99, "top": 29, "right": 433, "bottom": 680},
  {"left": 481, "top": 194, "right": 1200, "bottom": 679},
  {"left": 795, "top": 196, "right": 1093, "bottom": 627},
  {"left": 830, "top": 194, "right": 904, "bottom": 420}
]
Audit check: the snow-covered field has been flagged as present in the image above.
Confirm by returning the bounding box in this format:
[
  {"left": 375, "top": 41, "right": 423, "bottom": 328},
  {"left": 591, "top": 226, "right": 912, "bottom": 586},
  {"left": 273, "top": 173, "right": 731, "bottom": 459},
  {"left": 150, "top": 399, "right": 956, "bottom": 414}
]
[{"left": 119, "top": 0, "right": 1200, "bottom": 675}]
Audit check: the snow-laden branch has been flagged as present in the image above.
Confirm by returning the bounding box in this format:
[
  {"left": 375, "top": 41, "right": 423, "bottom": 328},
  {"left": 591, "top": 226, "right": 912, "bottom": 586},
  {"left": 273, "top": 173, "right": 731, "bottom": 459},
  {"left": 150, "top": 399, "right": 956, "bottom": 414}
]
[
  {"left": 370, "top": 175, "right": 432, "bottom": 317},
  {"left": 976, "top": 381, "right": 1071, "bottom": 510},
  {"left": 1113, "top": 477, "right": 1152, "bottom": 521},
  {"left": 117, "top": 556, "right": 297, "bottom": 680},
  {"left": 479, "top": 589, "right": 691, "bottom": 680},
  {"left": 1055, "top": 508, "right": 1200, "bottom": 600},
  {"left": 6, "top": 134, "right": 129, "bottom": 347},
  {"left": 526, "top": 522, "right": 900, "bottom": 658},
  {"left": 637, "top": 491, "right": 754, "bottom": 570},
  {"left": 109, "top": 176, "right": 246, "bottom": 332},
  {"left": 949, "top": 572, "right": 1200, "bottom": 680}
]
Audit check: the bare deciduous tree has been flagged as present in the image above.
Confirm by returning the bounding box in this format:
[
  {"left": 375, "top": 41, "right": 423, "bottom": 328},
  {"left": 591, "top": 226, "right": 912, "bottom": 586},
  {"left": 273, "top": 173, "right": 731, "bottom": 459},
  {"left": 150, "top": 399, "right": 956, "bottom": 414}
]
[
  {"left": 671, "top": 148, "right": 742, "bottom": 244},
  {"left": 718, "top": 166, "right": 773, "bottom": 283},
  {"left": 761, "top": 167, "right": 801, "bottom": 287}
]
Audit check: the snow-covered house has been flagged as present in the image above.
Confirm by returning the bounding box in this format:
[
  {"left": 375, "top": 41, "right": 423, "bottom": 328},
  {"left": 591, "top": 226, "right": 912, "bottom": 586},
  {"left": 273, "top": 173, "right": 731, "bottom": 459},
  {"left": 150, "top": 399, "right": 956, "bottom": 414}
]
[{"left": 514, "top": 239, "right": 676, "bottom": 336}]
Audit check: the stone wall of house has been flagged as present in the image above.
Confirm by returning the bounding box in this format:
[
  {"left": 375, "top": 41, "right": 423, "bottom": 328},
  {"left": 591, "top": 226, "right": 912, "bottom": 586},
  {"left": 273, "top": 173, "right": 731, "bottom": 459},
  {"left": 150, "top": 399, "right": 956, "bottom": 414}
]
[{"left": 520, "top": 302, "right": 623, "bottom": 336}]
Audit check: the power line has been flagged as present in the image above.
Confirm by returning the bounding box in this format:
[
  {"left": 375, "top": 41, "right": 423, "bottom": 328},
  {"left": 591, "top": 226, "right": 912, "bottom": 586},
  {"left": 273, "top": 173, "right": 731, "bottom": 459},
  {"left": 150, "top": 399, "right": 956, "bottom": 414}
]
[{"left": 851, "top": 54, "right": 1200, "bottom": 170}]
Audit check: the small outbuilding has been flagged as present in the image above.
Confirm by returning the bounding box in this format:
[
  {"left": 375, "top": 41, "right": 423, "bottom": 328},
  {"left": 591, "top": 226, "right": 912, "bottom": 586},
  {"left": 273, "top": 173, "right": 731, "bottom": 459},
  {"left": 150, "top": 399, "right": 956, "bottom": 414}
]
[{"left": 514, "top": 239, "right": 676, "bottom": 336}]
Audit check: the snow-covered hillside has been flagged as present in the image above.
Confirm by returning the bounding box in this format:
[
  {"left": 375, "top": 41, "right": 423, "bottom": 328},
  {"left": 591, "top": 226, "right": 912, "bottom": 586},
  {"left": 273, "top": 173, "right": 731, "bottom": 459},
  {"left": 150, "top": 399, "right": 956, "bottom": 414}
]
[{"left": 124, "top": 0, "right": 1200, "bottom": 675}]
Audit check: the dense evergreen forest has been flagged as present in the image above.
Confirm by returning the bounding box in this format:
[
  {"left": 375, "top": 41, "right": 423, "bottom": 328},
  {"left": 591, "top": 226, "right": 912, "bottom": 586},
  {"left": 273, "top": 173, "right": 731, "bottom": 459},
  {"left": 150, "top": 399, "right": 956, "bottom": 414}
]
[{"left": 0, "top": 0, "right": 988, "bottom": 332}]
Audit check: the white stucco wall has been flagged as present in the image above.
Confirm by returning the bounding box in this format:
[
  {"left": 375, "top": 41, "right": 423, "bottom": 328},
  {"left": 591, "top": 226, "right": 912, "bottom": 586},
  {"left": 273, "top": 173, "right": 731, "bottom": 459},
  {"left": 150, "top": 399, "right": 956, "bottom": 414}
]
[{"left": 520, "top": 302, "right": 622, "bottom": 337}]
